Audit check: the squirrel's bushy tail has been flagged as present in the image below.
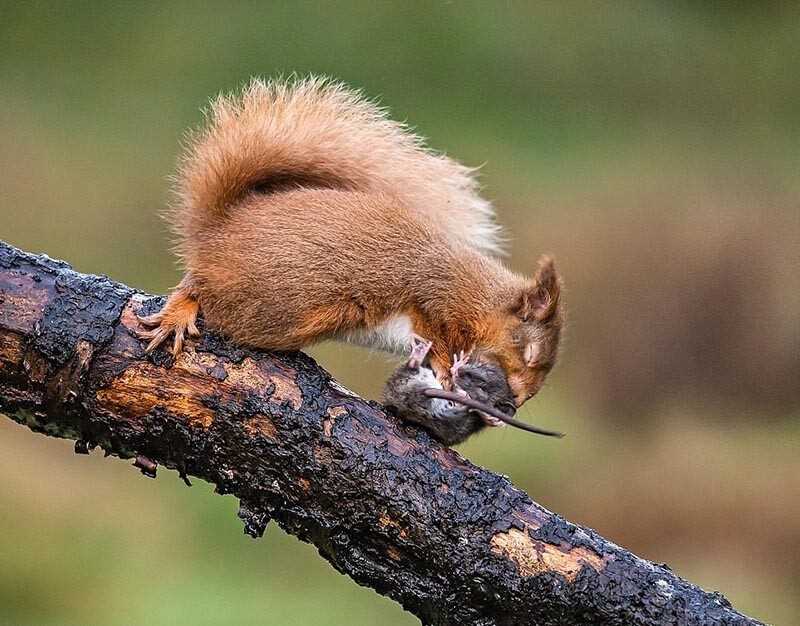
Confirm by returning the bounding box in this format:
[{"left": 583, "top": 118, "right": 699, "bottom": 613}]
[{"left": 172, "top": 76, "right": 502, "bottom": 256}]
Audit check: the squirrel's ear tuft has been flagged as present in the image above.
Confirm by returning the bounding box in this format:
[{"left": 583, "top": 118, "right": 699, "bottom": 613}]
[{"left": 515, "top": 255, "right": 561, "bottom": 323}]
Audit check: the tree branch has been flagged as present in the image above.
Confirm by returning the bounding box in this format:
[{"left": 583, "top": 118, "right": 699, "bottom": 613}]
[{"left": 0, "top": 240, "right": 763, "bottom": 626}]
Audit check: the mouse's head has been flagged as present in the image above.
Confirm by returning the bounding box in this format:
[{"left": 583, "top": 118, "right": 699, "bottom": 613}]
[
  {"left": 454, "top": 361, "right": 517, "bottom": 418},
  {"left": 480, "top": 255, "right": 563, "bottom": 407}
]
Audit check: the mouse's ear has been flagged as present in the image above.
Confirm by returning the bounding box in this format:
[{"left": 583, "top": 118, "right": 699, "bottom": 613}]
[{"left": 514, "top": 255, "right": 561, "bottom": 323}]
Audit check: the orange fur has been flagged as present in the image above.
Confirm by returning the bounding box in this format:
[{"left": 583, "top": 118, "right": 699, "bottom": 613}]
[{"left": 140, "top": 77, "right": 563, "bottom": 406}]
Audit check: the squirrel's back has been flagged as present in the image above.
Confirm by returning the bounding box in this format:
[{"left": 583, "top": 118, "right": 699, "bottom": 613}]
[{"left": 171, "top": 76, "right": 502, "bottom": 261}]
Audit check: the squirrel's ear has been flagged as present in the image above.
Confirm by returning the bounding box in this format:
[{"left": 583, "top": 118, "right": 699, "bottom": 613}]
[{"left": 514, "top": 255, "right": 561, "bottom": 323}]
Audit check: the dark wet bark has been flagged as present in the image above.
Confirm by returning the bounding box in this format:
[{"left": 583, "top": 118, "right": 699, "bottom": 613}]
[{"left": 0, "top": 240, "right": 764, "bottom": 626}]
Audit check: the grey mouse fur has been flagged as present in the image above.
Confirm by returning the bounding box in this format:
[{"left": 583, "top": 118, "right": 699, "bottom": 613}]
[{"left": 383, "top": 338, "right": 516, "bottom": 445}]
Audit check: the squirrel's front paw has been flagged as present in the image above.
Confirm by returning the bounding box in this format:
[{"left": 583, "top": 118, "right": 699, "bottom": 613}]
[{"left": 449, "top": 350, "right": 471, "bottom": 382}]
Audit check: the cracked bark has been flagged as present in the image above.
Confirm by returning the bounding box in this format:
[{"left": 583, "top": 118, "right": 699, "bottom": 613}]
[{"left": 0, "top": 240, "right": 764, "bottom": 626}]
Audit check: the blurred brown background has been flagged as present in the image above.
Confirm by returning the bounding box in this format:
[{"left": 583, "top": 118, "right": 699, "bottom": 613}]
[{"left": 1, "top": 3, "right": 798, "bottom": 625}]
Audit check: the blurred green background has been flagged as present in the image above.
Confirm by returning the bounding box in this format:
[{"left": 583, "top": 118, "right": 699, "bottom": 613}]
[{"left": 1, "top": 2, "right": 798, "bottom": 625}]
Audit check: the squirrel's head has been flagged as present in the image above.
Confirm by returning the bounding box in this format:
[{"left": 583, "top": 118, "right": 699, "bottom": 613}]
[{"left": 482, "top": 255, "right": 563, "bottom": 407}]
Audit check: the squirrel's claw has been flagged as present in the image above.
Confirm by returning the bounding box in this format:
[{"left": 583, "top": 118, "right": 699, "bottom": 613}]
[
  {"left": 135, "top": 324, "right": 178, "bottom": 355},
  {"left": 450, "top": 350, "right": 471, "bottom": 381},
  {"left": 136, "top": 322, "right": 187, "bottom": 356},
  {"left": 135, "top": 288, "right": 200, "bottom": 357},
  {"left": 171, "top": 328, "right": 185, "bottom": 356},
  {"left": 137, "top": 311, "right": 164, "bottom": 328}
]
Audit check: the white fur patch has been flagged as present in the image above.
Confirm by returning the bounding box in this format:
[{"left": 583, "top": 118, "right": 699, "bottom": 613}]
[
  {"left": 413, "top": 367, "right": 456, "bottom": 416},
  {"left": 339, "top": 314, "right": 414, "bottom": 354},
  {"left": 414, "top": 367, "right": 439, "bottom": 387}
]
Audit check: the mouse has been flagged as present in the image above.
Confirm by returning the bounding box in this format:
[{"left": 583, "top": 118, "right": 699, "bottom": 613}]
[{"left": 383, "top": 337, "right": 562, "bottom": 445}]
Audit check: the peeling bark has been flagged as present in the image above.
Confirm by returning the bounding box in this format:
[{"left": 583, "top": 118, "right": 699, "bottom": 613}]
[{"left": 0, "top": 240, "right": 765, "bottom": 626}]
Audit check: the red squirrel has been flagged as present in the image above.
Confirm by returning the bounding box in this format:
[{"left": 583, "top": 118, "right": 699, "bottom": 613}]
[{"left": 138, "top": 77, "right": 563, "bottom": 407}]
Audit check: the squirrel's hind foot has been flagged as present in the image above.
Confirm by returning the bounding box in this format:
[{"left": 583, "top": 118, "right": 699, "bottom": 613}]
[{"left": 136, "top": 284, "right": 200, "bottom": 356}]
